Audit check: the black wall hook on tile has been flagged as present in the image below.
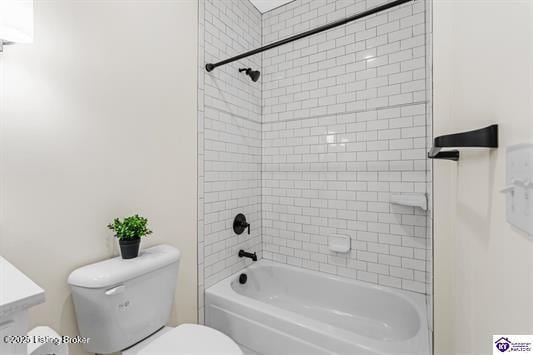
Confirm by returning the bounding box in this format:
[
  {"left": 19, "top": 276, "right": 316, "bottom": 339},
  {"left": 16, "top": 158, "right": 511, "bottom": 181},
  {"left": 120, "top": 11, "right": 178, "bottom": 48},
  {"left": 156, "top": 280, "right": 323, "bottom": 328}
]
[{"left": 428, "top": 124, "right": 498, "bottom": 161}]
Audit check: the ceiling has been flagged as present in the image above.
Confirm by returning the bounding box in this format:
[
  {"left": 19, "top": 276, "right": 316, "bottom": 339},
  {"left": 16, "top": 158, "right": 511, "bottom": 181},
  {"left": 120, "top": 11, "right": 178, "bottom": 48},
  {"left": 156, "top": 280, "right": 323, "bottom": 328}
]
[{"left": 249, "top": 0, "right": 294, "bottom": 13}]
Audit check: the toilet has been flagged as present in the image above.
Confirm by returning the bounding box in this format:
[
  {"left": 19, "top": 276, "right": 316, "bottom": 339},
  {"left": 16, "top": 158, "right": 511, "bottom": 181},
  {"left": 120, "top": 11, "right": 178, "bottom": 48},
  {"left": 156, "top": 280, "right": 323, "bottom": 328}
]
[
  {"left": 67, "top": 244, "right": 242, "bottom": 355},
  {"left": 122, "top": 324, "right": 243, "bottom": 355}
]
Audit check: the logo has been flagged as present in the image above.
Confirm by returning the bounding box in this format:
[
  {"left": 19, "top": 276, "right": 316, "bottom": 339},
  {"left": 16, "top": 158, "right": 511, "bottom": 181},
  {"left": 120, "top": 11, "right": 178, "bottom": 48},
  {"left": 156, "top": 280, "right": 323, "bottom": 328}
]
[
  {"left": 495, "top": 337, "right": 511, "bottom": 352},
  {"left": 493, "top": 335, "right": 533, "bottom": 354}
]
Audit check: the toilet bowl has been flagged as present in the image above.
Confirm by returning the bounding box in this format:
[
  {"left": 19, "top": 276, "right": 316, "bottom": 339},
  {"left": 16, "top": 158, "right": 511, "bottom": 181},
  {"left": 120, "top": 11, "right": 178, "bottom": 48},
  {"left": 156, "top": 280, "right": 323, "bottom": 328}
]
[
  {"left": 68, "top": 245, "right": 241, "bottom": 355},
  {"left": 123, "top": 324, "right": 242, "bottom": 355}
]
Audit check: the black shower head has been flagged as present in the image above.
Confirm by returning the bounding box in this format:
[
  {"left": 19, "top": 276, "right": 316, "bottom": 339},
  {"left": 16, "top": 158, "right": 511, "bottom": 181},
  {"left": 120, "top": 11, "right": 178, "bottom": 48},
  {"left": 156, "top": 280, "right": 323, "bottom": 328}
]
[
  {"left": 239, "top": 68, "right": 260, "bottom": 82},
  {"left": 248, "top": 69, "right": 260, "bottom": 82}
]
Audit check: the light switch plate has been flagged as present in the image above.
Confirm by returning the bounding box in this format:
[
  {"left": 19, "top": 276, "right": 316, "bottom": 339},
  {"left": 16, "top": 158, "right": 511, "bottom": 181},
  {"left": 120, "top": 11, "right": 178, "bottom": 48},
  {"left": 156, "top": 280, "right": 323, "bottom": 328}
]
[{"left": 505, "top": 144, "right": 533, "bottom": 235}]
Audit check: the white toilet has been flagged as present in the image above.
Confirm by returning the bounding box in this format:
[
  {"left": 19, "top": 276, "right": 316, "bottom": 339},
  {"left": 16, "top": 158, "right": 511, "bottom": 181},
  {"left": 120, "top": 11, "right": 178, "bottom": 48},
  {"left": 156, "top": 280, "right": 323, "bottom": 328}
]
[{"left": 67, "top": 244, "right": 242, "bottom": 355}]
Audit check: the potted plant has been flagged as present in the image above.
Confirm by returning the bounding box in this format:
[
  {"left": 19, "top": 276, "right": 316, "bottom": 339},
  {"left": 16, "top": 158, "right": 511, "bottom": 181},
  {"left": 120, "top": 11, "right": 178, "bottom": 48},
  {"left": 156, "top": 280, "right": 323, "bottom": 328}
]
[{"left": 107, "top": 214, "right": 152, "bottom": 259}]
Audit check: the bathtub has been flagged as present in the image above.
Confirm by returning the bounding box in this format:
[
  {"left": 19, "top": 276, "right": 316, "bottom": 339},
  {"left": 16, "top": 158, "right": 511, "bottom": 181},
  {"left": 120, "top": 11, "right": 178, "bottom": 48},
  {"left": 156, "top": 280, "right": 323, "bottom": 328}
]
[{"left": 205, "top": 260, "right": 430, "bottom": 355}]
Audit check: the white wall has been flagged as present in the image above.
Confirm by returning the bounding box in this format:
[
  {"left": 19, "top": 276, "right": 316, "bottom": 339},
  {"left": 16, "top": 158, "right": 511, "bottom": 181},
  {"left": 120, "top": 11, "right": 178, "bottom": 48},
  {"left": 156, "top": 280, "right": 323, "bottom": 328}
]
[
  {"left": 0, "top": 1, "right": 198, "bottom": 354},
  {"left": 433, "top": 0, "right": 533, "bottom": 354}
]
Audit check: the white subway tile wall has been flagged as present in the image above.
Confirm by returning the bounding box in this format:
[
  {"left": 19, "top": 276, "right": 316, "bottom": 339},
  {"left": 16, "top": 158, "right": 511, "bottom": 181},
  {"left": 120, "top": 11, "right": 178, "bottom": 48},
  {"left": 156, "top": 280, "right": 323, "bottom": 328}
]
[
  {"left": 198, "top": 0, "right": 432, "bottom": 320},
  {"left": 198, "top": 0, "right": 262, "bottom": 322},
  {"left": 261, "top": 0, "right": 430, "bottom": 293}
]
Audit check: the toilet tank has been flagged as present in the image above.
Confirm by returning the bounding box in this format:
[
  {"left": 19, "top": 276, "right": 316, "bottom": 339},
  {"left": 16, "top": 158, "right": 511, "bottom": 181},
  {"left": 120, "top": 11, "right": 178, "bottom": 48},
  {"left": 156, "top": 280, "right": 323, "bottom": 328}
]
[{"left": 68, "top": 244, "right": 180, "bottom": 354}]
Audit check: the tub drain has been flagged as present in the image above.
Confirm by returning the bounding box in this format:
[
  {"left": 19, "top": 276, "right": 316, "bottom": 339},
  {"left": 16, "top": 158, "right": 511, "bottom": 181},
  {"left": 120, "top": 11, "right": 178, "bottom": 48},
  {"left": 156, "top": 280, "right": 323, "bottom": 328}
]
[{"left": 239, "top": 273, "right": 247, "bottom": 284}]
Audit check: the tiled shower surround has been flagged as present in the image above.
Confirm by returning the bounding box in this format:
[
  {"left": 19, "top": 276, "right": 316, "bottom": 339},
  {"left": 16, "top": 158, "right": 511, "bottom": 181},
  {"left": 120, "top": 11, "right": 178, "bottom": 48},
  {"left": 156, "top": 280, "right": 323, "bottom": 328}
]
[
  {"left": 198, "top": 0, "right": 262, "bottom": 321},
  {"left": 198, "top": 0, "right": 431, "bottom": 319}
]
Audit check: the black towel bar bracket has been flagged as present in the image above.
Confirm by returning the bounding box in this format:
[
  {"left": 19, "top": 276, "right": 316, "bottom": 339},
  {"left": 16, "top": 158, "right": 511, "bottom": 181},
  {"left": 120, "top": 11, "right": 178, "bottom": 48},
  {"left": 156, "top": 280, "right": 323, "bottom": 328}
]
[{"left": 428, "top": 124, "right": 499, "bottom": 161}]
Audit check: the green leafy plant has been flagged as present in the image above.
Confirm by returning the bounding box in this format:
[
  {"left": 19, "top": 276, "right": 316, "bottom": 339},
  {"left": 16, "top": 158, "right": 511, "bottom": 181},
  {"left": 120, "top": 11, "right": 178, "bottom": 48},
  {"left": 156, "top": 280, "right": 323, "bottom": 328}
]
[{"left": 107, "top": 214, "right": 152, "bottom": 241}]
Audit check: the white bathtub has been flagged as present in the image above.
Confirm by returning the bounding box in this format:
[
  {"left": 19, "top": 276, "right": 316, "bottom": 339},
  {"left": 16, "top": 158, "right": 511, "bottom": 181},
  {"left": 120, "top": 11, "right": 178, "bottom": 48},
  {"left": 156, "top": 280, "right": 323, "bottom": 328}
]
[{"left": 205, "top": 260, "right": 430, "bottom": 355}]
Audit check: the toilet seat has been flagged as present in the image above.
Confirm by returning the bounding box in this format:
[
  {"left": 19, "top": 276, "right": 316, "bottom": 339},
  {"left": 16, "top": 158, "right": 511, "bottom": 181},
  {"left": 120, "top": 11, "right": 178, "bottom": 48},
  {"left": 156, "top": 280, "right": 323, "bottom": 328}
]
[{"left": 136, "top": 324, "right": 243, "bottom": 355}]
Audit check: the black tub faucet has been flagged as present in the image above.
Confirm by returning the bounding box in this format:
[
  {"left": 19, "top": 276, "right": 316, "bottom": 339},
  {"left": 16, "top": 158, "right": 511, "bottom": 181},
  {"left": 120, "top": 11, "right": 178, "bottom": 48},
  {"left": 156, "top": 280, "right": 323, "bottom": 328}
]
[{"left": 238, "top": 249, "right": 257, "bottom": 261}]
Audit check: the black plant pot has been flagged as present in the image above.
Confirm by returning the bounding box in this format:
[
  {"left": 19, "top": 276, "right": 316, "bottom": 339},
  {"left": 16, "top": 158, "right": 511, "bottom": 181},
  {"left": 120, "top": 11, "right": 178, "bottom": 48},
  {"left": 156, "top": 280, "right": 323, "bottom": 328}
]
[{"left": 119, "top": 238, "right": 141, "bottom": 259}]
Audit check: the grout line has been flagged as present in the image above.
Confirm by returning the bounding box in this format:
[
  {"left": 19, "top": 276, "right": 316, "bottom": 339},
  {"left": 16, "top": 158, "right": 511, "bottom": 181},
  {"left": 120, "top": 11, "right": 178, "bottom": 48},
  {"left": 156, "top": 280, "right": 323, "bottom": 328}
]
[
  {"left": 205, "top": 100, "right": 427, "bottom": 127},
  {"left": 263, "top": 100, "right": 428, "bottom": 124},
  {"left": 204, "top": 104, "right": 262, "bottom": 124}
]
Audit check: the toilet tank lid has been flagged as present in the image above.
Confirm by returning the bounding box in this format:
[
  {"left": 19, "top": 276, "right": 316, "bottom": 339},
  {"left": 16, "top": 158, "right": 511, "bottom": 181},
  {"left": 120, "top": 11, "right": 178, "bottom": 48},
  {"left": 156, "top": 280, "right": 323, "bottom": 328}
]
[{"left": 68, "top": 244, "right": 180, "bottom": 289}]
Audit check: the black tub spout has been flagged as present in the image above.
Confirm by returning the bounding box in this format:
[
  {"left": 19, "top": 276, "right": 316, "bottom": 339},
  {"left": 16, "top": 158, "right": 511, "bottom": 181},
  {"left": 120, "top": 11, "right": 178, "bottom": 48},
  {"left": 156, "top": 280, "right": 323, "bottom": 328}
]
[{"left": 238, "top": 249, "right": 257, "bottom": 261}]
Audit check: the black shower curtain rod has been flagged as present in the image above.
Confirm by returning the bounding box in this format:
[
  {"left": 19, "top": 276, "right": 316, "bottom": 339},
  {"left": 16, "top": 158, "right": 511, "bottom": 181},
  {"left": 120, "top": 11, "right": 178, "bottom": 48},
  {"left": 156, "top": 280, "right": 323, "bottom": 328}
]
[{"left": 205, "top": 0, "right": 414, "bottom": 72}]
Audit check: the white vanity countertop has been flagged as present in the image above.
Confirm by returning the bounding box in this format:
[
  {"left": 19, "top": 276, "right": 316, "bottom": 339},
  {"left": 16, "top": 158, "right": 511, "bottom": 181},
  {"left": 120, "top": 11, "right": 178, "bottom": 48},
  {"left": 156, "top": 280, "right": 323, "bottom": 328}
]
[{"left": 0, "top": 257, "right": 45, "bottom": 318}]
